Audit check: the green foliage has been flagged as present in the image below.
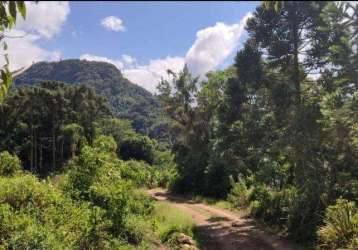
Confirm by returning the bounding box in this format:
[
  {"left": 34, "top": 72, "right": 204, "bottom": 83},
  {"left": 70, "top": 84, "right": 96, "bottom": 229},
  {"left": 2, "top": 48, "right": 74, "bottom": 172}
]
[
  {"left": 96, "top": 118, "right": 157, "bottom": 164},
  {"left": 228, "top": 176, "right": 249, "bottom": 208},
  {"left": 120, "top": 160, "right": 153, "bottom": 187},
  {"left": 0, "top": 1, "right": 27, "bottom": 102},
  {"left": 0, "top": 81, "right": 111, "bottom": 175},
  {"left": 62, "top": 135, "right": 157, "bottom": 247},
  {"left": 157, "top": 1, "right": 357, "bottom": 246},
  {"left": 93, "top": 135, "right": 117, "bottom": 154},
  {"left": 0, "top": 151, "right": 21, "bottom": 176},
  {"left": 152, "top": 202, "right": 195, "bottom": 243},
  {"left": 14, "top": 59, "right": 169, "bottom": 140},
  {"left": 0, "top": 174, "right": 113, "bottom": 249},
  {"left": 317, "top": 199, "right": 358, "bottom": 250},
  {"left": 152, "top": 150, "right": 178, "bottom": 188},
  {"left": 119, "top": 135, "right": 155, "bottom": 164}
]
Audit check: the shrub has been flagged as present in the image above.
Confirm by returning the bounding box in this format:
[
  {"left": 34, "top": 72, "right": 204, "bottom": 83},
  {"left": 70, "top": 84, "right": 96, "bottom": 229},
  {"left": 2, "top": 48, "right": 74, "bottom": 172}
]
[
  {"left": 317, "top": 199, "right": 358, "bottom": 250},
  {"left": 119, "top": 135, "right": 155, "bottom": 164},
  {"left": 228, "top": 176, "right": 249, "bottom": 208},
  {"left": 0, "top": 151, "right": 21, "bottom": 177},
  {"left": 153, "top": 151, "right": 178, "bottom": 188},
  {"left": 94, "top": 135, "right": 117, "bottom": 155},
  {"left": 63, "top": 137, "right": 156, "bottom": 247},
  {"left": 0, "top": 174, "right": 111, "bottom": 249},
  {"left": 120, "top": 160, "right": 154, "bottom": 187}
]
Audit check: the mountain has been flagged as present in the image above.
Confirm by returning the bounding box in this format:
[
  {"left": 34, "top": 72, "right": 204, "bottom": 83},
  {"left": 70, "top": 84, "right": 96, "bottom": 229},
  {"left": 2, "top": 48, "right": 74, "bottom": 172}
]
[{"left": 14, "top": 59, "right": 167, "bottom": 138}]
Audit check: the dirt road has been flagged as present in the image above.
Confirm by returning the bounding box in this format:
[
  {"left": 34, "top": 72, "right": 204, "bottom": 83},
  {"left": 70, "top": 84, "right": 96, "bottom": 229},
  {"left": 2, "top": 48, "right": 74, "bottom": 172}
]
[{"left": 148, "top": 188, "right": 300, "bottom": 250}]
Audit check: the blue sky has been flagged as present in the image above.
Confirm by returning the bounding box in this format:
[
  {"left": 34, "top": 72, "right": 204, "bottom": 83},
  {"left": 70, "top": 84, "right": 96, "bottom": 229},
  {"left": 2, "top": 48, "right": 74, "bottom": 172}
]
[{"left": 8, "top": 1, "right": 259, "bottom": 92}]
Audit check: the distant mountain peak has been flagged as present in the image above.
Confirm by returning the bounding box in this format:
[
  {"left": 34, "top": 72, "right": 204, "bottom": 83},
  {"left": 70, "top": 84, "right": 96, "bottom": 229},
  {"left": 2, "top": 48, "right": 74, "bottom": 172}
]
[{"left": 15, "top": 59, "right": 164, "bottom": 136}]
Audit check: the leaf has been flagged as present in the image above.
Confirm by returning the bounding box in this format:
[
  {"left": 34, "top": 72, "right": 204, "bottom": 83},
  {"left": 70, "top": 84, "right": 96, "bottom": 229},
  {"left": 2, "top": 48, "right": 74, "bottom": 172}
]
[
  {"left": 16, "top": 1, "right": 26, "bottom": 19},
  {"left": 274, "top": 2, "right": 282, "bottom": 13},
  {"left": 9, "top": 1, "right": 17, "bottom": 21},
  {"left": 7, "top": 15, "right": 14, "bottom": 29}
]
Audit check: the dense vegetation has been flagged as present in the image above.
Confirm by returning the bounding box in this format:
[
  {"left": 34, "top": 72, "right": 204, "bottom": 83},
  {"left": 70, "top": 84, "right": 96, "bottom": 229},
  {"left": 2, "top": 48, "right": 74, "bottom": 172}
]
[
  {"left": 14, "top": 59, "right": 171, "bottom": 144},
  {"left": 158, "top": 1, "right": 358, "bottom": 247},
  {"left": 0, "top": 137, "right": 179, "bottom": 249},
  {"left": 0, "top": 78, "right": 183, "bottom": 248},
  {"left": 0, "top": 1, "right": 357, "bottom": 249}
]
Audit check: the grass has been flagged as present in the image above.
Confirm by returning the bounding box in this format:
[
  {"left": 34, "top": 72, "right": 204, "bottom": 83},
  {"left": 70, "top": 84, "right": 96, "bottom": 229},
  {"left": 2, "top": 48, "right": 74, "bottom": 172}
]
[
  {"left": 152, "top": 201, "right": 195, "bottom": 242},
  {"left": 193, "top": 195, "right": 233, "bottom": 210}
]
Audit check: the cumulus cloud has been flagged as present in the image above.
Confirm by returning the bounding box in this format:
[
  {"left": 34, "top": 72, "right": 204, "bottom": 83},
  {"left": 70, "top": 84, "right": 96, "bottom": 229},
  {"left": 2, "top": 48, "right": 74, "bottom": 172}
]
[
  {"left": 123, "top": 57, "right": 185, "bottom": 93},
  {"left": 15, "top": 1, "right": 70, "bottom": 39},
  {"left": 101, "top": 16, "right": 125, "bottom": 32},
  {"left": 0, "top": 2, "right": 69, "bottom": 70},
  {"left": 0, "top": 30, "right": 61, "bottom": 71},
  {"left": 185, "top": 12, "right": 252, "bottom": 77},
  {"left": 80, "top": 54, "right": 124, "bottom": 69},
  {"left": 80, "top": 54, "right": 184, "bottom": 93},
  {"left": 80, "top": 12, "right": 252, "bottom": 93}
]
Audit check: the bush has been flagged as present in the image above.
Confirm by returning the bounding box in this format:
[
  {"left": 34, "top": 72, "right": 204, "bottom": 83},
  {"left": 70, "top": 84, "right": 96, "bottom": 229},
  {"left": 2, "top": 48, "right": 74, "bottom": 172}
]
[
  {"left": 153, "top": 151, "right": 178, "bottom": 188},
  {"left": 62, "top": 137, "right": 157, "bottom": 247},
  {"left": 0, "top": 151, "right": 22, "bottom": 177},
  {"left": 317, "top": 199, "right": 358, "bottom": 250},
  {"left": 119, "top": 135, "right": 155, "bottom": 164},
  {"left": 120, "top": 160, "right": 154, "bottom": 187},
  {"left": 228, "top": 177, "right": 299, "bottom": 228},
  {"left": 228, "top": 176, "right": 249, "bottom": 208},
  {"left": 94, "top": 135, "right": 117, "bottom": 155},
  {"left": 0, "top": 174, "right": 111, "bottom": 249}
]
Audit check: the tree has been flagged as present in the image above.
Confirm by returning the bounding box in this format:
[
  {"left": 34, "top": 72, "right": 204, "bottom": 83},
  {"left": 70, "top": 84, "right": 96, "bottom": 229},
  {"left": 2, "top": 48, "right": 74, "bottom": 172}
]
[
  {"left": 0, "top": 81, "right": 112, "bottom": 175},
  {"left": 0, "top": 1, "right": 27, "bottom": 101}
]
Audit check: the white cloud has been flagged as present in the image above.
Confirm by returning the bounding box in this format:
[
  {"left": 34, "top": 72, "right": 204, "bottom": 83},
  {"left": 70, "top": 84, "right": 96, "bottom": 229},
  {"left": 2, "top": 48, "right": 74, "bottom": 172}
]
[
  {"left": 0, "top": 2, "right": 70, "bottom": 70},
  {"left": 80, "top": 12, "right": 252, "bottom": 93},
  {"left": 80, "top": 54, "right": 124, "bottom": 69},
  {"left": 0, "top": 30, "right": 61, "bottom": 71},
  {"left": 123, "top": 57, "right": 185, "bottom": 93},
  {"left": 101, "top": 16, "right": 125, "bottom": 32},
  {"left": 185, "top": 12, "right": 252, "bottom": 77},
  {"left": 15, "top": 1, "right": 70, "bottom": 39},
  {"left": 80, "top": 54, "right": 184, "bottom": 93},
  {"left": 121, "top": 54, "right": 136, "bottom": 67}
]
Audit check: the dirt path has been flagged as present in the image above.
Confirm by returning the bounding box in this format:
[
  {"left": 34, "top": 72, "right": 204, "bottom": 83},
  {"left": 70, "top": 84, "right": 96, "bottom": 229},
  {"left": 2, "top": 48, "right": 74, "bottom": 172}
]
[{"left": 147, "top": 188, "right": 301, "bottom": 250}]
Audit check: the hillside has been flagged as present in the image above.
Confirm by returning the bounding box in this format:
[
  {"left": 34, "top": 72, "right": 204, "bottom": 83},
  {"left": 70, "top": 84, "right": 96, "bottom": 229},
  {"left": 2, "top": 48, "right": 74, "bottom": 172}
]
[{"left": 14, "top": 59, "right": 166, "bottom": 137}]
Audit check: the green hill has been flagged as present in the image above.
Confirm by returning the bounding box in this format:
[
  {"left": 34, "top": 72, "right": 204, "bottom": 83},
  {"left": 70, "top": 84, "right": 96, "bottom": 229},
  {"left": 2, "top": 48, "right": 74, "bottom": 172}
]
[{"left": 14, "top": 59, "right": 167, "bottom": 138}]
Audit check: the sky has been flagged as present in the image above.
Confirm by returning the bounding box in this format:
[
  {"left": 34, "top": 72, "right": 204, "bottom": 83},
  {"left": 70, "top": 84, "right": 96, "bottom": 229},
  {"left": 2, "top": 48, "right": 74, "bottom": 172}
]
[{"left": 7, "top": 1, "right": 259, "bottom": 93}]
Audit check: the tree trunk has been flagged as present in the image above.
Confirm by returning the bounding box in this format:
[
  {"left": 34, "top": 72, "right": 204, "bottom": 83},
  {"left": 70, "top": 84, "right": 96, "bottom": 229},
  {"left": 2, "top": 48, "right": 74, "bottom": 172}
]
[
  {"left": 30, "top": 105, "right": 33, "bottom": 171},
  {"left": 61, "top": 138, "right": 64, "bottom": 166},
  {"left": 34, "top": 128, "right": 37, "bottom": 171},
  {"left": 39, "top": 142, "right": 42, "bottom": 173},
  {"left": 292, "top": 22, "right": 300, "bottom": 105},
  {"left": 52, "top": 121, "right": 56, "bottom": 172}
]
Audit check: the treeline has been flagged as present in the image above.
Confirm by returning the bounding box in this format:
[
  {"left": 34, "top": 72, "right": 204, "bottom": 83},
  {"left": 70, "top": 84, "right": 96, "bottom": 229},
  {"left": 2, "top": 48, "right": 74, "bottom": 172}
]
[
  {"left": 14, "top": 60, "right": 173, "bottom": 146},
  {"left": 158, "top": 1, "right": 357, "bottom": 247},
  {"left": 0, "top": 81, "right": 162, "bottom": 176},
  {"left": 0, "top": 83, "right": 179, "bottom": 248}
]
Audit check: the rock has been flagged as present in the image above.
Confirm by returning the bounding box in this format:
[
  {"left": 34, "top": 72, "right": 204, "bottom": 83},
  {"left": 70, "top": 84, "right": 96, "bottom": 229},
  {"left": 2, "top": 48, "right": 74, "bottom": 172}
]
[
  {"left": 232, "top": 220, "right": 242, "bottom": 227},
  {"left": 177, "top": 233, "right": 196, "bottom": 246},
  {"left": 180, "top": 244, "right": 199, "bottom": 250}
]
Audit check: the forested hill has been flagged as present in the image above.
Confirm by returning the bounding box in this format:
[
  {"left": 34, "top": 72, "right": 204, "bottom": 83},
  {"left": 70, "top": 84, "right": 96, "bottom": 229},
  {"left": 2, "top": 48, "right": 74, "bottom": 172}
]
[{"left": 14, "top": 59, "right": 165, "bottom": 137}]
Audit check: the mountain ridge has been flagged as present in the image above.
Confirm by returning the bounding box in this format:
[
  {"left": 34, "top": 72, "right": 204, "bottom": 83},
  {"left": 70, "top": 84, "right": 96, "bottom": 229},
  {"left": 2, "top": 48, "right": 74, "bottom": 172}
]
[{"left": 14, "top": 59, "right": 166, "bottom": 137}]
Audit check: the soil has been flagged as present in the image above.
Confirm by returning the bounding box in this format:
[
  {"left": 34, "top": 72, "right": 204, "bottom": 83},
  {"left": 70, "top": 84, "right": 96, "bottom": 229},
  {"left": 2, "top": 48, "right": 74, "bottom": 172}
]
[{"left": 147, "top": 188, "right": 302, "bottom": 250}]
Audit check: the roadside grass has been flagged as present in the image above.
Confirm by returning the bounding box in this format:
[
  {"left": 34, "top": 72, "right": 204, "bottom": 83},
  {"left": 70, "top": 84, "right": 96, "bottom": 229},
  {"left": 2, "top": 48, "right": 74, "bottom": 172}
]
[
  {"left": 193, "top": 195, "right": 233, "bottom": 210},
  {"left": 152, "top": 201, "right": 195, "bottom": 242}
]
